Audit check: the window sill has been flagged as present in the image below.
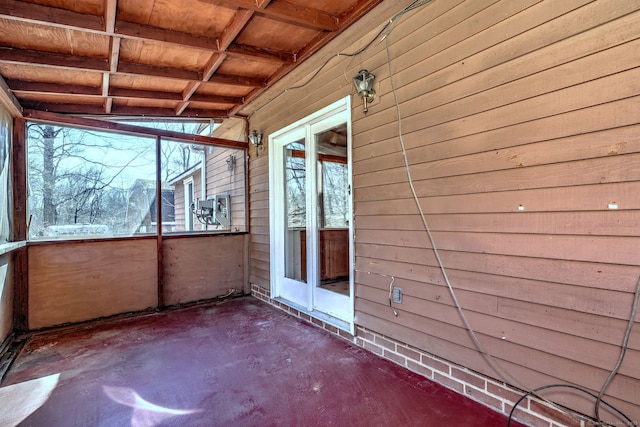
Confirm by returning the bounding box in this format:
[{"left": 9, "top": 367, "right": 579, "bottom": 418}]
[{"left": 0, "top": 241, "right": 27, "bottom": 256}]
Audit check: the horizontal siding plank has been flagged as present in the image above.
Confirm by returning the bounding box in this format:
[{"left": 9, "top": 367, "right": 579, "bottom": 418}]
[
  {"left": 354, "top": 123, "right": 640, "bottom": 180},
  {"left": 354, "top": 182, "right": 640, "bottom": 213},
  {"left": 357, "top": 285, "right": 640, "bottom": 376},
  {"left": 355, "top": 254, "right": 638, "bottom": 318},
  {"left": 355, "top": 5, "right": 640, "bottom": 139},
  {"left": 360, "top": 18, "right": 640, "bottom": 143},
  {"left": 354, "top": 154, "right": 640, "bottom": 198},
  {"left": 355, "top": 271, "right": 640, "bottom": 350},
  {"left": 356, "top": 229, "right": 640, "bottom": 265},
  {"left": 354, "top": 0, "right": 638, "bottom": 140},
  {"left": 354, "top": 95, "right": 640, "bottom": 171},
  {"left": 355, "top": 211, "right": 640, "bottom": 236}
]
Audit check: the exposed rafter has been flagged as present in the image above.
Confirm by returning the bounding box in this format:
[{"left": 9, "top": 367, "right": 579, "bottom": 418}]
[
  {"left": 0, "top": 0, "right": 384, "bottom": 118},
  {"left": 0, "top": 74, "right": 22, "bottom": 117}
]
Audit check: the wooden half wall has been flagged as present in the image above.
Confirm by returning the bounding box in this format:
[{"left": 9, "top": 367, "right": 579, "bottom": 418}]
[
  {"left": 27, "top": 234, "right": 248, "bottom": 330},
  {"left": 244, "top": 0, "right": 640, "bottom": 422},
  {"left": 0, "top": 253, "right": 13, "bottom": 345},
  {"left": 28, "top": 239, "right": 158, "bottom": 329},
  {"left": 163, "top": 235, "right": 248, "bottom": 306}
]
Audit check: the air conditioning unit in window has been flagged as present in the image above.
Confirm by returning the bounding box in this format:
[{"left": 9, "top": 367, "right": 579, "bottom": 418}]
[{"left": 192, "top": 195, "right": 230, "bottom": 228}]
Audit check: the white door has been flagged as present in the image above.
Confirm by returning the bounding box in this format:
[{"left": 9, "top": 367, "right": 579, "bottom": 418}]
[{"left": 270, "top": 97, "right": 354, "bottom": 329}]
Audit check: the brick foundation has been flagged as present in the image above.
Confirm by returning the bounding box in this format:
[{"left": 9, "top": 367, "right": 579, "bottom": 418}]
[{"left": 250, "top": 284, "right": 592, "bottom": 427}]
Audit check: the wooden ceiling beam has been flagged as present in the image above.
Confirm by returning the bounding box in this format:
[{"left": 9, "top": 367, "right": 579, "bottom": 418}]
[
  {"left": 0, "top": 74, "right": 22, "bottom": 117},
  {"left": 177, "top": 7, "right": 253, "bottom": 115},
  {"left": 189, "top": 93, "right": 244, "bottom": 104},
  {"left": 230, "top": 0, "right": 385, "bottom": 116},
  {"left": 0, "top": 48, "right": 264, "bottom": 88},
  {"left": 109, "top": 87, "right": 182, "bottom": 101},
  {"left": 21, "top": 101, "right": 229, "bottom": 119},
  {"left": 260, "top": 0, "right": 338, "bottom": 31},
  {"left": 0, "top": 47, "right": 109, "bottom": 72},
  {"left": 104, "top": 0, "right": 117, "bottom": 33},
  {"left": 8, "top": 79, "right": 242, "bottom": 106},
  {"left": 0, "top": 1, "right": 294, "bottom": 65},
  {"left": 117, "top": 61, "right": 202, "bottom": 81},
  {"left": 207, "top": 0, "right": 338, "bottom": 32},
  {"left": 208, "top": 73, "right": 265, "bottom": 87},
  {"left": 21, "top": 101, "right": 107, "bottom": 115},
  {"left": 8, "top": 78, "right": 243, "bottom": 109},
  {"left": 110, "top": 105, "right": 228, "bottom": 118},
  {"left": 23, "top": 109, "right": 245, "bottom": 148},
  {"left": 115, "top": 20, "right": 220, "bottom": 52},
  {"left": 219, "top": 9, "right": 254, "bottom": 50},
  {"left": 0, "top": 0, "right": 104, "bottom": 32},
  {"left": 8, "top": 80, "right": 102, "bottom": 97},
  {"left": 227, "top": 44, "right": 294, "bottom": 64}
]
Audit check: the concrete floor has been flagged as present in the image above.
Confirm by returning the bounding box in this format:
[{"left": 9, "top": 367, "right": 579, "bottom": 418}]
[{"left": 1, "top": 297, "right": 526, "bottom": 426}]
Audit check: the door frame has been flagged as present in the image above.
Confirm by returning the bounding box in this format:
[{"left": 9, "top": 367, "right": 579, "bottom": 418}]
[{"left": 269, "top": 96, "right": 354, "bottom": 332}]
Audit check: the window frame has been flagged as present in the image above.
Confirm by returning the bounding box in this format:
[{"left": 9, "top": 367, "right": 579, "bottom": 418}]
[{"left": 21, "top": 112, "right": 248, "bottom": 242}]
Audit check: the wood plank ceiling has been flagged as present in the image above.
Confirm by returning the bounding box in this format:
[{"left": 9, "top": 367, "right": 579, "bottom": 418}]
[{"left": 0, "top": 0, "right": 383, "bottom": 119}]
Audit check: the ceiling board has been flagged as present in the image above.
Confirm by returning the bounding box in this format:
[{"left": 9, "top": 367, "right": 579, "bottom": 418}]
[
  {"left": 0, "top": 63, "right": 102, "bottom": 86},
  {"left": 0, "top": 18, "right": 109, "bottom": 57},
  {"left": 22, "top": 0, "right": 104, "bottom": 16},
  {"left": 196, "top": 81, "right": 251, "bottom": 97},
  {"left": 18, "top": 92, "right": 103, "bottom": 104},
  {"left": 110, "top": 74, "right": 188, "bottom": 93},
  {"left": 127, "top": 0, "right": 235, "bottom": 36},
  {"left": 119, "top": 39, "right": 212, "bottom": 72},
  {"left": 0, "top": 0, "right": 385, "bottom": 118},
  {"left": 216, "top": 57, "right": 280, "bottom": 79},
  {"left": 236, "top": 15, "right": 318, "bottom": 53}
]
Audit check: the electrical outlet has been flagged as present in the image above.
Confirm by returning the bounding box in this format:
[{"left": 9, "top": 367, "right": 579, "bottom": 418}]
[{"left": 392, "top": 287, "right": 402, "bottom": 304}]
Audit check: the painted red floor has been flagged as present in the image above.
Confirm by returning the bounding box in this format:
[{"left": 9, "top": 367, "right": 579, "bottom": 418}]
[{"left": 2, "top": 297, "right": 527, "bottom": 426}]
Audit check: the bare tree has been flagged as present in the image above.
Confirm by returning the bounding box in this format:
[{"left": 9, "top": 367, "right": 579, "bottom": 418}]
[{"left": 27, "top": 123, "right": 153, "bottom": 237}]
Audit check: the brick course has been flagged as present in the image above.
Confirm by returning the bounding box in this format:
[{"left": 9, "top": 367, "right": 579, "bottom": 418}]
[{"left": 249, "top": 284, "right": 592, "bottom": 427}]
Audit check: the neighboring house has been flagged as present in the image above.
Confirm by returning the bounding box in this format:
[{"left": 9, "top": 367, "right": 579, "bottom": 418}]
[
  {"left": 125, "top": 179, "right": 175, "bottom": 234},
  {"left": 169, "top": 146, "right": 245, "bottom": 233}
]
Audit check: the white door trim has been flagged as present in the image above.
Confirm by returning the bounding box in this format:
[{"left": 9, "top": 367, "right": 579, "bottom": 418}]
[{"left": 269, "top": 96, "right": 354, "bottom": 332}]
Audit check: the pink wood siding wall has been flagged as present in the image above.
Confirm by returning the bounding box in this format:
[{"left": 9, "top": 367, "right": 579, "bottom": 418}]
[{"left": 244, "top": 0, "right": 640, "bottom": 422}]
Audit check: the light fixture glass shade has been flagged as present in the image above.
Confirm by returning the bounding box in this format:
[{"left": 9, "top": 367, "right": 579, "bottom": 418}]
[
  {"left": 249, "top": 129, "right": 262, "bottom": 146},
  {"left": 352, "top": 69, "right": 375, "bottom": 93},
  {"left": 352, "top": 69, "right": 376, "bottom": 113},
  {"left": 249, "top": 129, "right": 263, "bottom": 156}
]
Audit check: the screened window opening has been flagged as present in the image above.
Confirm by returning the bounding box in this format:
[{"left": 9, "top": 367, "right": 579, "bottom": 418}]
[{"left": 26, "top": 122, "right": 246, "bottom": 241}]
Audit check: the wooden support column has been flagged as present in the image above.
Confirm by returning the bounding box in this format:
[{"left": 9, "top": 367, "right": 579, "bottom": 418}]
[
  {"left": 12, "top": 118, "right": 28, "bottom": 332},
  {"left": 156, "top": 136, "right": 164, "bottom": 309}
]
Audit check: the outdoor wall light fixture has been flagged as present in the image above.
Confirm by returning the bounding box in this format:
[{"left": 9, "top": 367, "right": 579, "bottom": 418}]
[
  {"left": 352, "top": 69, "right": 376, "bottom": 113},
  {"left": 248, "top": 129, "right": 263, "bottom": 156}
]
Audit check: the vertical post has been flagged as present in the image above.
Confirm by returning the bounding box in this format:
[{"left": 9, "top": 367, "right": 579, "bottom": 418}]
[
  {"left": 244, "top": 118, "right": 251, "bottom": 234},
  {"left": 12, "top": 118, "right": 26, "bottom": 241},
  {"left": 244, "top": 118, "right": 251, "bottom": 294},
  {"left": 156, "top": 136, "right": 164, "bottom": 309},
  {"left": 12, "top": 118, "right": 28, "bottom": 332}
]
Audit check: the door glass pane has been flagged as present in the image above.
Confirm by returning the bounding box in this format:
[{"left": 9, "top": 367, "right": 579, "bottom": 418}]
[
  {"left": 284, "top": 140, "right": 307, "bottom": 282},
  {"left": 315, "top": 124, "right": 349, "bottom": 295}
]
